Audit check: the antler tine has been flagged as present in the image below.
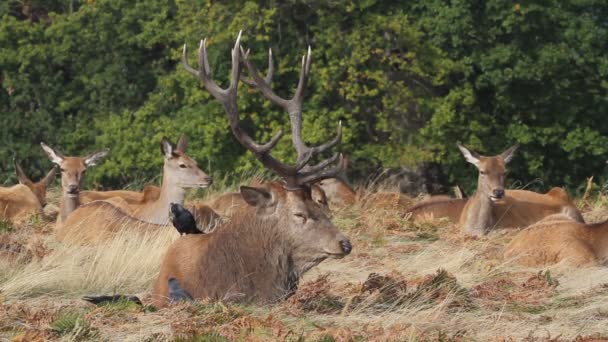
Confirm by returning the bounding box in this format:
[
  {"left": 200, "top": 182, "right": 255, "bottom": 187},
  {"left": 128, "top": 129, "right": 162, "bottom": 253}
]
[
  {"left": 299, "top": 153, "right": 342, "bottom": 176},
  {"left": 241, "top": 44, "right": 344, "bottom": 187},
  {"left": 297, "top": 154, "right": 347, "bottom": 185},
  {"left": 184, "top": 31, "right": 294, "bottom": 178},
  {"left": 240, "top": 48, "right": 274, "bottom": 88}
]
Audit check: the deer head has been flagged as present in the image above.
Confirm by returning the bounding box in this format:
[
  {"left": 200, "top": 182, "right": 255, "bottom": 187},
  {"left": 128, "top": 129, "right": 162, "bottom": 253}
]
[
  {"left": 458, "top": 143, "right": 519, "bottom": 201},
  {"left": 159, "top": 135, "right": 212, "bottom": 189},
  {"left": 40, "top": 142, "right": 109, "bottom": 198},
  {"left": 14, "top": 159, "right": 57, "bottom": 207},
  {"left": 183, "top": 32, "right": 351, "bottom": 260}
]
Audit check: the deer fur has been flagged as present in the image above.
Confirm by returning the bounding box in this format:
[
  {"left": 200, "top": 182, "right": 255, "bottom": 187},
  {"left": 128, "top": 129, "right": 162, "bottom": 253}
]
[
  {"left": 40, "top": 142, "right": 109, "bottom": 224},
  {"left": 152, "top": 182, "right": 350, "bottom": 307},
  {"left": 456, "top": 144, "right": 582, "bottom": 237},
  {"left": 0, "top": 161, "right": 57, "bottom": 224},
  {"left": 504, "top": 214, "right": 608, "bottom": 267},
  {"left": 57, "top": 137, "right": 211, "bottom": 242}
]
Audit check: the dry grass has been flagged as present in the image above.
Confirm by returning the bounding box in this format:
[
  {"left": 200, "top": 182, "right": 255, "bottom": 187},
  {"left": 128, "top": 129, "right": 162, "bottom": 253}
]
[{"left": 1, "top": 181, "right": 608, "bottom": 341}]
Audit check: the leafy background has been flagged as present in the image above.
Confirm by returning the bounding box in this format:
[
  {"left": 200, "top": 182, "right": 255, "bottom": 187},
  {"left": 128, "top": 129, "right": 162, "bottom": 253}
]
[{"left": 1, "top": 0, "right": 607, "bottom": 193}]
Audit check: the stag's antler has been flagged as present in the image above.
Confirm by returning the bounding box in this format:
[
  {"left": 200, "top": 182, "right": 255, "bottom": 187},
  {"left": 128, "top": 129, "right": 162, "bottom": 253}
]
[{"left": 183, "top": 31, "right": 344, "bottom": 189}]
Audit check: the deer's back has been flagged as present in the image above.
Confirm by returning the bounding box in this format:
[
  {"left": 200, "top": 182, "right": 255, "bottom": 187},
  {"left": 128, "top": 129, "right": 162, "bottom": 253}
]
[
  {"left": 492, "top": 188, "right": 582, "bottom": 229},
  {"left": 0, "top": 184, "right": 42, "bottom": 223},
  {"left": 58, "top": 201, "right": 172, "bottom": 244},
  {"left": 406, "top": 198, "right": 468, "bottom": 223},
  {"left": 504, "top": 214, "right": 599, "bottom": 267}
]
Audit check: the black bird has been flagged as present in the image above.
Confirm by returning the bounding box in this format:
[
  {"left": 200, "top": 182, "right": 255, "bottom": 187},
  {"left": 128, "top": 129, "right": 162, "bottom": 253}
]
[
  {"left": 82, "top": 295, "right": 142, "bottom": 306},
  {"left": 169, "top": 203, "right": 202, "bottom": 235},
  {"left": 168, "top": 277, "right": 194, "bottom": 303}
]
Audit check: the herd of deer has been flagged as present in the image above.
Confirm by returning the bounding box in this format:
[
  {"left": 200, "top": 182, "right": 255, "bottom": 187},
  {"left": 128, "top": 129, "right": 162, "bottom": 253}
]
[{"left": 2, "top": 32, "right": 607, "bottom": 308}]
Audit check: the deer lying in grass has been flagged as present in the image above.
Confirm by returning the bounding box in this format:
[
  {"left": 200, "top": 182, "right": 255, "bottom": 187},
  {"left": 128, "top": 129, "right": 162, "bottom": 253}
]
[
  {"left": 0, "top": 160, "right": 57, "bottom": 224},
  {"left": 504, "top": 214, "right": 608, "bottom": 267},
  {"left": 209, "top": 182, "right": 329, "bottom": 216},
  {"left": 78, "top": 137, "right": 189, "bottom": 207},
  {"left": 150, "top": 32, "right": 352, "bottom": 307},
  {"left": 456, "top": 144, "right": 583, "bottom": 237},
  {"left": 79, "top": 184, "right": 161, "bottom": 206},
  {"left": 40, "top": 143, "right": 109, "bottom": 224},
  {"left": 77, "top": 140, "right": 189, "bottom": 207},
  {"left": 56, "top": 137, "right": 214, "bottom": 243}
]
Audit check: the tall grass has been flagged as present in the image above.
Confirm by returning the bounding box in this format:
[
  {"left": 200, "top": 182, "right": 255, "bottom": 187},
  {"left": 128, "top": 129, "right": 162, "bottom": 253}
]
[{"left": 0, "top": 228, "right": 176, "bottom": 299}]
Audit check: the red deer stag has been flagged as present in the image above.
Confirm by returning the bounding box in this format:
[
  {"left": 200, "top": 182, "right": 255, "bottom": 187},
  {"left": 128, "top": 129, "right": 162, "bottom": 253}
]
[
  {"left": 151, "top": 32, "right": 351, "bottom": 307},
  {"left": 456, "top": 144, "right": 582, "bottom": 237}
]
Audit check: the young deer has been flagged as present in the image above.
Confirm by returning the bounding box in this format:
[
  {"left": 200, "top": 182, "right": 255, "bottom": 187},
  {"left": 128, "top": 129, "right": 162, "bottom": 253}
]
[
  {"left": 40, "top": 143, "right": 109, "bottom": 224},
  {"left": 504, "top": 214, "right": 608, "bottom": 267},
  {"left": 57, "top": 137, "right": 213, "bottom": 243},
  {"left": 0, "top": 160, "right": 57, "bottom": 223},
  {"left": 457, "top": 144, "right": 583, "bottom": 237},
  {"left": 151, "top": 32, "right": 351, "bottom": 307}
]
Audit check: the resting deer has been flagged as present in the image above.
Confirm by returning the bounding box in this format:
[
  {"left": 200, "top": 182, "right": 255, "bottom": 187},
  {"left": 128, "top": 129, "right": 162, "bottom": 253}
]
[
  {"left": 209, "top": 182, "right": 329, "bottom": 216},
  {"left": 56, "top": 137, "right": 214, "bottom": 243},
  {"left": 150, "top": 32, "right": 351, "bottom": 307},
  {"left": 78, "top": 138, "right": 189, "bottom": 207},
  {"left": 504, "top": 214, "right": 608, "bottom": 267},
  {"left": 40, "top": 143, "right": 109, "bottom": 224},
  {"left": 80, "top": 184, "right": 161, "bottom": 206},
  {"left": 456, "top": 144, "right": 583, "bottom": 237},
  {"left": 0, "top": 160, "right": 57, "bottom": 224}
]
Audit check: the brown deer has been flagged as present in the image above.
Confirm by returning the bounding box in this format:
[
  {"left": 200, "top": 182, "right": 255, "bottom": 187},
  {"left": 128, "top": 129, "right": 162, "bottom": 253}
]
[
  {"left": 504, "top": 214, "right": 608, "bottom": 267},
  {"left": 79, "top": 184, "right": 161, "bottom": 206},
  {"left": 78, "top": 137, "right": 189, "bottom": 207},
  {"left": 40, "top": 142, "right": 109, "bottom": 224},
  {"left": 0, "top": 160, "right": 57, "bottom": 223},
  {"left": 209, "top": 182, "right": 329, "bottom": 216},
  {"left": 57, "top": 137, "right": 213, "bottom": 243},
  {"left": 151, "top": 32, "right": 351, "bottom": 307},
  {"left": 456, "top": 144, "right": 583, "bottom": 237}
]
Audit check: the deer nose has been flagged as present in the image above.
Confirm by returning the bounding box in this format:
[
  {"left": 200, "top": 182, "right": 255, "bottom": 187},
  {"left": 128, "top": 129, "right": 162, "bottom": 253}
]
[
  {"left": 339, "top": 239, "right": 352, "bottom": 255},
  {"left": 493, "top": 189, "right": 505, "bottom": 199},
  {"left": 67, "top": 184, "right": 79, "bottom": 194},
  {"left": 205, "top": 177, "right": 213, "bottom": 185}
]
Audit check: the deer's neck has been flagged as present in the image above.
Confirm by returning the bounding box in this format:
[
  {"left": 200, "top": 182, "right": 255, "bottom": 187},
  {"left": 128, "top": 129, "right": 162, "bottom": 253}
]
[
  {"left": 133, "top": 169, "right": 186, "bottom": 225},
  {"left": 59, "top": 193, "right": 80, "bottom": 224},
  {"left": 460, "top": 191, "right": 494, "bottom": 236},
  {"left": 202, "top": 216, "right": 299, "bottom": 303}
]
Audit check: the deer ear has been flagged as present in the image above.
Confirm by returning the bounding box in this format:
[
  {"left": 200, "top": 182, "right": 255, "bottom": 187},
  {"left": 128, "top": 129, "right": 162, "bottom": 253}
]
[
  {"left": 176, "top": 135, "right": 188, "bottom": 153},
  {"left": 41, "top": 165, "right": 58, "bottom": 186},
  {"left": 40, "top": 142, "right": 65, "bottom": 165},
  {"left": 13, "top": 159, "right": 31, "bottom": 184},
  {"left": 500, "top": 144, "right": 519, "bottom": 164},
  {"left": 84, "top": 149, "right": 109, "bottom": 166},
  {"left": 240, "top": 186, "right": 275, "bottom": 208},
  {"left": 160, "top": 138, "right": 175, "bottom": 158},
  {"left": 457, "top": 144, "right": 481, "bottom": 168}
]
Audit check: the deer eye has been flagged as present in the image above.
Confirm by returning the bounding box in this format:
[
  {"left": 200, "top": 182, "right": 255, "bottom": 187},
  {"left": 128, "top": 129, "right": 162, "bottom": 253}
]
[
  {"left": 294, "top": 213, "right": 307, "bottom": 223},
  {"left": 60, "top": 168, "right": 66, "bottom": 172},
  {"left": 179, "top": 164, "right": 187, "bottom": 168},
  {"left": 480, "top": 170, "right": 487, "bottom": 175}
]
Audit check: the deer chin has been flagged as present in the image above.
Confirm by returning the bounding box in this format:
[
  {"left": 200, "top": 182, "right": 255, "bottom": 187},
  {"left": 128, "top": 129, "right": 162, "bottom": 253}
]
[
  {"left": 323, "top": 250, "right": 347, "bottom": 259},
  {"left": 66, "top": 191, "right": 79, "bottom": 199}
]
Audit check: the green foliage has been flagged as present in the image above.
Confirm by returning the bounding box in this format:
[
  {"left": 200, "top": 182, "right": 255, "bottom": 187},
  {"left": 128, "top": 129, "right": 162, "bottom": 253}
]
[
  {"left": 0, "top": 219, "right": 14, "bottom": 233},
  {"left": 51, "top": 310, "right": 94, "bottom": 338},
  {"left": 1, "top": 0, "right": 606, "bottom": 190}
]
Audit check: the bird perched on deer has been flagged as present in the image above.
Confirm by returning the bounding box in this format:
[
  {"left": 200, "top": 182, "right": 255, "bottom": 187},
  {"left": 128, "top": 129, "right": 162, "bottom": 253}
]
[{"left": 170, "top": 203, "right": 202, "bottom": 235}]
